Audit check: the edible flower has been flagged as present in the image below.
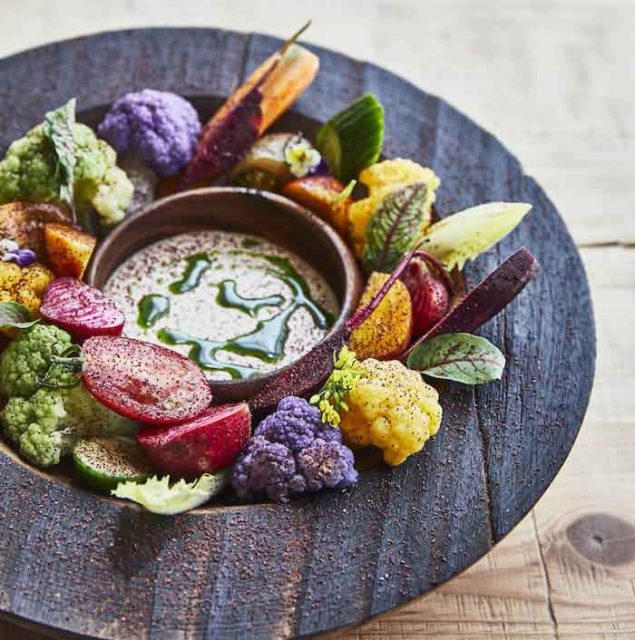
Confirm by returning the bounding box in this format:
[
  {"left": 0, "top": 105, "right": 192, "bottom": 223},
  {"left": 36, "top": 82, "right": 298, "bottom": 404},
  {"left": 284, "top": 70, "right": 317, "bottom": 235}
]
[
  {"left": 0, "top": 239, "right": 36, "bottom": 267},
  {"left": 284, "top": 136, "right": 322, "bottom": 177}
]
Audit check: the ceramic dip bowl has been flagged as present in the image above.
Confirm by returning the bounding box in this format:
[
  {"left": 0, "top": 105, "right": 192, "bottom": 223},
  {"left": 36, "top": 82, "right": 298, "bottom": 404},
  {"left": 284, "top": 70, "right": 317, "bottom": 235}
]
[{"left": 86, "top": 187, "right": 363, "bottom": 403}]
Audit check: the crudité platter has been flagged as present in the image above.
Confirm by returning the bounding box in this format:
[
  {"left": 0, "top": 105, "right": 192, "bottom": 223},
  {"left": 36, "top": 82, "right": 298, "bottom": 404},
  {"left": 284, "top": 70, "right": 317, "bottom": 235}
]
[{"left": 0, "top": 24, "right": 594, "bottom": 640}]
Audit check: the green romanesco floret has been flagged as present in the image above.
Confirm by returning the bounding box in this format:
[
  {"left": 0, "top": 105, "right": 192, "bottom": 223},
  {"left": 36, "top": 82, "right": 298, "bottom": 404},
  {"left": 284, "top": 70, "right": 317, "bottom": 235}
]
[
  {"left": 0, "top": 122, "right": 133, "bottom": 227},
  {"left": 310, "top": 346, "right": 367, "bottom": 427},
  {"left": 1, "top": 384, "right": 138, "bottom": 468},
  {"left": 1, "top": 388, "right": 72, "bottom": 467},
  {"left": 0, "top": 324, "right": 77, "bottom": 398}
]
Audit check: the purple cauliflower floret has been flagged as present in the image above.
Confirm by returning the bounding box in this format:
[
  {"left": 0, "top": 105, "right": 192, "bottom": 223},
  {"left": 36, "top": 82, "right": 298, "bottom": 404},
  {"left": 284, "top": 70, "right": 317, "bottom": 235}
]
[
  {"left": 255, "top": 395, "right": 341, "bottom": 453},
  {"left": 298, "top": 441, "right": 358, "bottom": 491},
  {"left": 232, "top": 436, "right": 306, "bottom": 502},
  {"left": 232, "top": 397, "right": 358, "bottom": 503},
  {"left": 98, "top": 89, "right": 201, "bottom": 177}
]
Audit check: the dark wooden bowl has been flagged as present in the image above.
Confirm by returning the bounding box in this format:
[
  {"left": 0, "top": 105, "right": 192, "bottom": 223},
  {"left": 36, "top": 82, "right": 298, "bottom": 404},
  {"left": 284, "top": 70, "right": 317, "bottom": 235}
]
[
  {"left": 0, "top": 28, "right": 595, "bottom": 640},
  {"left": 86, "top": 187, "right": 363, "bottom": 403}
]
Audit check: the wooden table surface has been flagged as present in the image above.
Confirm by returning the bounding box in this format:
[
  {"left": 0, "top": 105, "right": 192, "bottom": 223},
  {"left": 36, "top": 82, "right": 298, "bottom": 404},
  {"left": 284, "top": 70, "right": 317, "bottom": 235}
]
[{"left": 0, "top": 0, "right": 633, "bottom": 638}]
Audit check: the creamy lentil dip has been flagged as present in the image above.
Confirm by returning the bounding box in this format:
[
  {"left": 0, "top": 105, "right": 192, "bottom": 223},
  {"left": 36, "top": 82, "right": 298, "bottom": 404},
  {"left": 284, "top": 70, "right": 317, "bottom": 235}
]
[{"left": 105, "top": 230, "right": 339, "bottom": 381}]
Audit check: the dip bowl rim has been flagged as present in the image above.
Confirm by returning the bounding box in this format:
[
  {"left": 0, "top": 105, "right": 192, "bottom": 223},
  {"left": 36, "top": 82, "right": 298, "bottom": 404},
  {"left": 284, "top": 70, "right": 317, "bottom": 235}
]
[{"left": 86, "top": 186, "right": 364, "bottom": 404}]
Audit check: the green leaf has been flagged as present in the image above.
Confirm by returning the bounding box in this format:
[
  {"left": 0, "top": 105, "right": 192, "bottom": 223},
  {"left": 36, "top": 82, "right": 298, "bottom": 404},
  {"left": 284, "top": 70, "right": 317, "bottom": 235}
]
[
  {"left": 112, "top": 472, "right": 229, "bottom": 515},
  {"left": 0, "top": 301, "right": 39, "bottom": 329},
  {"left": 418, "top": 202, "right": 532, "bottom": 271},
  {"left": 407, "top": 333, "right": 505, "bottom": 384},
  {"left": 43, "top": 98, "right": 77, "bottom": 214},
  {"left": 362, "top": 182, "right": 429, "bottom": 273}
]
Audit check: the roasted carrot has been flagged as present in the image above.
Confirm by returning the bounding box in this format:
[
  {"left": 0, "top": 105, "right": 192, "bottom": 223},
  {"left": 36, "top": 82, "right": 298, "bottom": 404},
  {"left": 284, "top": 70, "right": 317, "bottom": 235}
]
[{"left": 182, "top": 22, "right": 318, "bottom": 187}]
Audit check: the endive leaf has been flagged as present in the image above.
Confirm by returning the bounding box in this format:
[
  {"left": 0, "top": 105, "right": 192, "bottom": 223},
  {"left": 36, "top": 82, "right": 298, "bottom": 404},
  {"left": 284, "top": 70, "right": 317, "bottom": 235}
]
[
  {"left": 418, "top": 202, "right": 532, "bottom": 270},
  {"left": 112, "top": 472, "right": 228, "bottom": 515}
]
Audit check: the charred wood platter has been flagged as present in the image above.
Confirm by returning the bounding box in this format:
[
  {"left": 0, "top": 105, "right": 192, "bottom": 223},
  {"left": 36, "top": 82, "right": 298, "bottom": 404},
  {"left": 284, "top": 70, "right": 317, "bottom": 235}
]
[{"left": 0, "top": 28, "right": 595, "bottom": 639}]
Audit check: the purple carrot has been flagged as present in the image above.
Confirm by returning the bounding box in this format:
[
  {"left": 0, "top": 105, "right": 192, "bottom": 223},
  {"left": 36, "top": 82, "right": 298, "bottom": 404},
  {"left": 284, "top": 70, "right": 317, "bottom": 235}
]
[
  {"left": 181, "top": 21, "right": 312, "bottom": 187},
  {"left": 402, "top": 247, "right": 539, "bottom": 359}
]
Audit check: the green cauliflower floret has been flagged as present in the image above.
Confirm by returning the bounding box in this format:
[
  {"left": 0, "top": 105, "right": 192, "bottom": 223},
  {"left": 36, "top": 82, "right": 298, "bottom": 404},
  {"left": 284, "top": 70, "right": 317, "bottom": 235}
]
[
  {"left": 19, "top": 422, "right": 73, "bottom": 468},
  {"left": 0, "top": 122, "right": 133, "bottom": 227},
  {"left": 0, "top": 324, "right": 75, "bottom": 398},
  {"left": 1, "top": 384, "right": 137, "bottom": 468},
  {"left": 2, "top": 388, "right": 72, "bottom": 467}
]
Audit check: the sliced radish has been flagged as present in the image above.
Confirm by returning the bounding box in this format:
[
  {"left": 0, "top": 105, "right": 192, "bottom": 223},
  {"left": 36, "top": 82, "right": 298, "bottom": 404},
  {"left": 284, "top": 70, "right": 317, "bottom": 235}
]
[
  {"left": 40, "top": 278, "right": 125, "bottom": 340},
  {"left": 82, "top": 336, "right": 212, "bottom": 426},
  {"left": 137, "top": 403, "right": 251, "bottom": 477}
]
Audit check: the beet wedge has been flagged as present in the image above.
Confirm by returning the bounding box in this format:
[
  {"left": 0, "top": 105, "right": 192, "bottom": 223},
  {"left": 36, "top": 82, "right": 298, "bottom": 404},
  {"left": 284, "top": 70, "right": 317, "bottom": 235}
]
[
  {"left": 40, "top": 278, "right": 125, "bottom": 341},
  {"left": 182, "top": 22, "right": 318, "bottom": 187},
  {"left": 137, "top": 403, "right": 251, "bottom": 478},
  {"left": 403, "top": 247, "right": 539, "bottom": 359},
  {"left": 82, "top": 336, "right": 212, "bottom": 426}
]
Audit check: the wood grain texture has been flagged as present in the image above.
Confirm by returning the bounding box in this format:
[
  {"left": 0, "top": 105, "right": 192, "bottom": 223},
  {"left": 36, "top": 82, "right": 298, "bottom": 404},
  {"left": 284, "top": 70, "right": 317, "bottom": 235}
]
[{"left": 0, "top": 27, "right": 594, "bottom": 639}]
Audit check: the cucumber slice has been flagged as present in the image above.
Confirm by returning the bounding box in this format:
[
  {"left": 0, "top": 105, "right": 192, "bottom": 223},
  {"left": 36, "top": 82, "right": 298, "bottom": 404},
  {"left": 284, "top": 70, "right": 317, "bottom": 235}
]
[
  {"left": 73, "top": 437, "right": 153, "bottom": 493},
  {"left": 316, "top": 93, "right": 384, "bottom": 182}
]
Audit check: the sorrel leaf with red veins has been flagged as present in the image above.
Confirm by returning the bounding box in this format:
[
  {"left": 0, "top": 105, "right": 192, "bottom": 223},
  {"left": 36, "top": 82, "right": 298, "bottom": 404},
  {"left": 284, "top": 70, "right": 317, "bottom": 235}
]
[
  {"left": 407, "top": 333, "right": 505, "bottom": 384},
  {"left": 362, "top": 182, "right": 429, "bottom": 274}
]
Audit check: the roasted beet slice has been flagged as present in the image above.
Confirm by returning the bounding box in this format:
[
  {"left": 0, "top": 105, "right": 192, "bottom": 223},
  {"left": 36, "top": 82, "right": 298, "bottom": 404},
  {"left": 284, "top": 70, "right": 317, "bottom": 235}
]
[
  {"left": 40, "top": 278, "right": 125, "bottom": 340},
  {"left": 137, "top": 403, "right": 251, "bottom": 477},
  {"left": 82, "top": 336, "right": 212, "bottom": 426}
]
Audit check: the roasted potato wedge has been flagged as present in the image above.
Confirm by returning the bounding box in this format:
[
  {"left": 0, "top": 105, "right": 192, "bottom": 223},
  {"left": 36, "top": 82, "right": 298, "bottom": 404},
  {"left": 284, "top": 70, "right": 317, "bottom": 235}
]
[
  {"left": 349, "top": 272, "right": 413, "bottom": 360},
  {"left": 44, "top": 222, "right": 96, "bottom": 279},
  {"left": 0, "top": 202, "right": 70, "bottom": 259}
]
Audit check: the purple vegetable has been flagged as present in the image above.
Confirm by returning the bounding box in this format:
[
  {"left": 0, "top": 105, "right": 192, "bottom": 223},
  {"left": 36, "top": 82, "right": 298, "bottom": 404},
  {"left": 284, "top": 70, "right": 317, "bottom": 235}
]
[
  {"left": 298, "top": 440, "right": 358, "bottom": 491},
  {"left": 232, "top": 437, "right": 306, "bottom": 503},
  {"left": 403, "top": 247, "right": 539, "bottom": 358},
  {"left": 255, "top": 395, "right": 341, "bottom": 452},
  {"left": 232, "top": 396, "right": 358, "bottom": 502},
  {"left": 98, "top": 89, "right": 201, "bottom": 178}
]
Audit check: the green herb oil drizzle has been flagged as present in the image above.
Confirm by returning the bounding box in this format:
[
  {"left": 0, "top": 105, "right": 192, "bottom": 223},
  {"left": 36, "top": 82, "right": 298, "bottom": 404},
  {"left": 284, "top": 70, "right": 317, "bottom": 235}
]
[
  {"left": 158, "top": 328, "right": 263, "bottom": 380},
  {"left": 160, "top": 250, "right": 334, "bottom": 378},
  {"left": 169, "top": 253, "right": 212, "bottom": 294},
  {"left": 137, "top": 294, "right": 170, "bottom": 328},
  {"left": 216, "top": 280, "right": 284, "bottom": 317}
]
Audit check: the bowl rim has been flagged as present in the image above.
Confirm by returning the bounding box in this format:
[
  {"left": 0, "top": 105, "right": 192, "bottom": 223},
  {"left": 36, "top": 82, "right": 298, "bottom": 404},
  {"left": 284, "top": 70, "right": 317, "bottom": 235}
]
[{"left": 86, "top": 185, "right": 363, "bottom": 399}]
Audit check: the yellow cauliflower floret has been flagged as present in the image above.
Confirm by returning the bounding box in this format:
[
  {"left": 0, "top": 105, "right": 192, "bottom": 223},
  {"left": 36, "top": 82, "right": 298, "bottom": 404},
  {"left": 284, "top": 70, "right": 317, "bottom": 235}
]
[
  {"left": 340, "top": 358, "right": 442, "bottom": 466},
  {"left": 0, "top": 262, "right": 55, "bottom": 335},
  {"left": 348, "top": 159, "right": 440, "bottom": 257}
]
